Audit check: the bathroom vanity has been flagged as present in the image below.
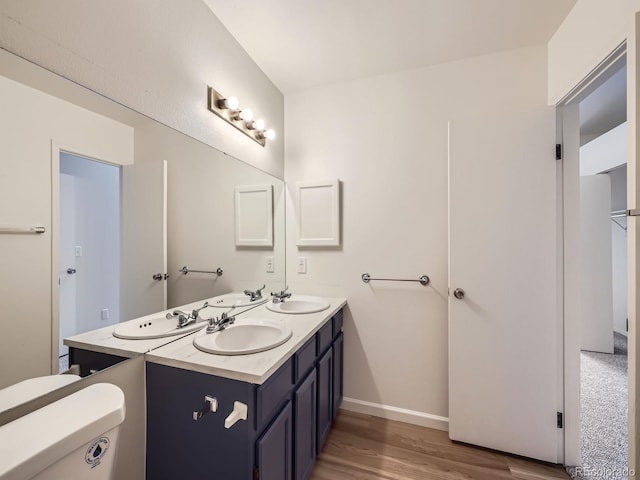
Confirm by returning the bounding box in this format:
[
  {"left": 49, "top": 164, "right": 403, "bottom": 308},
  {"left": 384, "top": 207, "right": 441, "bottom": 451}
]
[
  {"left": 64, "top": 295, "right": 346, "bottom": 480},
  {"left": 146, "top": 308, "right": 343, "bottom": 480}
]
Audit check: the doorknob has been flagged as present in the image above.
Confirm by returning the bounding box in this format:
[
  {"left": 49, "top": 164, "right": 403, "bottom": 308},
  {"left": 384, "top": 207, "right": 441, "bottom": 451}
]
[
  {"left": 152, "top": 273, "right": 163, "bottom": 281},
  {"left": 453, "top": 288, "right": 465, "bottom": 299},
  {"left": 66, "top": 268, "right": 76, "bottom": 275}
]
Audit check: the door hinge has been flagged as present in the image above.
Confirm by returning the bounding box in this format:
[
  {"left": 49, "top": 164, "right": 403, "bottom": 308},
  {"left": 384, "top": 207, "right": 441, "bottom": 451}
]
[
  {"left": 253, "top": 467, "right": 259, "bottom": 480},
  {"left": 556, "top": 144, "right": 562, "bottom": 160},
  {"left": 557, "top": 412, "right": 563, "bottom": 428}
]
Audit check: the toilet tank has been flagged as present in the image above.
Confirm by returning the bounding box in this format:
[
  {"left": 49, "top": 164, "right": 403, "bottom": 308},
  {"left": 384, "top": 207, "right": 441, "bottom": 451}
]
[{"left": 0, "top": 383, "right": 125, "bottom": 480}]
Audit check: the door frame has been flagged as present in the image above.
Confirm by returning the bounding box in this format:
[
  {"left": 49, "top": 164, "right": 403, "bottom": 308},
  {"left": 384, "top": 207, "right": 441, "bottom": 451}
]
[
  {"left": 556, "top": 42, "right": 628, "bottom": 468},
  {"left": 50, "top": 140, "right": 123, "bottom": 373}
]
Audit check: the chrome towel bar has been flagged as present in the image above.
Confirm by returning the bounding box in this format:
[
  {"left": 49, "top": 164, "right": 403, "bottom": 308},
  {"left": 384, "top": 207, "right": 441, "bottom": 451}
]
[
  {"left": 179, "top": 266, "right": 223, "bottom": 276},
  {"left": 0, "top": 225, "right": 45, "bottom": 234},
  {"left": 361, "top": 273, "right": 430, "bottom": 286}
]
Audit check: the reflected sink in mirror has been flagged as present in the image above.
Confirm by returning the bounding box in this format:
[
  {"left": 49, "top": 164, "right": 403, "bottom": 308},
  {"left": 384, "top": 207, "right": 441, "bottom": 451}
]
[
  {"left": 266, "top": 295, "right": 330, "bottom": 315},
  {"left": 208, "top": 293, "right": 269, "bottom": 308},
  {"left": 113, "top": 316, "right": 207, "bottom": 340},
  {"left": 193, "top": 319, "right": 292, "bottom": 356}
]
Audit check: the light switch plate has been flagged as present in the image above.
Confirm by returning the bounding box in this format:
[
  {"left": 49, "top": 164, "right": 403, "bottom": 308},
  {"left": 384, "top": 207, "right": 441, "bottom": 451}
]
[
  {"left": 75, "top": 246, "right": 83, "bottom": 257},
  {"left": 297, "top": 256, "right": 307, "bottom": 274},
  {"left": 266, "top": 256, "right": 274, "bottom": 273}
]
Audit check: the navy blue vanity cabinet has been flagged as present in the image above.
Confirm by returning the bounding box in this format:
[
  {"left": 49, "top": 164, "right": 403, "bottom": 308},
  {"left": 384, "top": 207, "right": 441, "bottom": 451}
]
[
  {"left": 146, "top": 362, "right": 257, "bottom": 480},
  {"left": 294, "top": 369, "right": 317, "bottom": 480},
  {"left": 68, "top": 347, "right": 127, "bottom": 376},
  {"left": 316, "top": 346, "right": 333, "bottom": 453},
  {"left": 256, "top": 401, "right": 293, "bottom": 480},
  {"left": 332, "top": 332, "right": 344, "bottom": 420},
  {"left": 145, "top": 307, "right": 345, "bottom": 480}
]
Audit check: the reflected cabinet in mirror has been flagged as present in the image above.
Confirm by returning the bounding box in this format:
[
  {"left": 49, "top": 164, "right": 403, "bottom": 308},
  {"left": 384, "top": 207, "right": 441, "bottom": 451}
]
[{"left": 0, "top": 49, "right": 286, "bottom": 395}]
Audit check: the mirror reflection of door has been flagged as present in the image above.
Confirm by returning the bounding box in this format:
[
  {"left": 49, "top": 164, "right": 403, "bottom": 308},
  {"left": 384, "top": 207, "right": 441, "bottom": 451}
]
[{"left": 58, "top": 153, "right": 121, "bottom": 371}]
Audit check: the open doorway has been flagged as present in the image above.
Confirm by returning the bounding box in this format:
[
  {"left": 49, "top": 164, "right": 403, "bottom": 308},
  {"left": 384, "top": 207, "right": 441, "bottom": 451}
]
[
  {"left": 574, "top": 63, "right": 628, "bottom": 479},
  {"left": 58, "top": 152, "right": 121, "bottom": 371}
]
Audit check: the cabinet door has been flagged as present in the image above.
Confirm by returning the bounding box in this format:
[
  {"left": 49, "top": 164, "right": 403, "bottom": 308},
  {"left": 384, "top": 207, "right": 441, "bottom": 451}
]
[
  {"left": 316, "top": 347, "right": 333, "bottom": 452},
  {"left": 294, "top": 369, "right": 317, "bottom": 480},
  {"left": 332, "top": 332, "right": 344, "bottom": 420},
  {"left": 257, "top": 401, "right": 293, "bottom": 480}
]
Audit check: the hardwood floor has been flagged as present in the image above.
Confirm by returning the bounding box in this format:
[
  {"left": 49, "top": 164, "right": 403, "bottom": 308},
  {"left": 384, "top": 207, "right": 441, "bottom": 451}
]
[{"left": 310, "top": 411, "right": 570, "bottom": 480}]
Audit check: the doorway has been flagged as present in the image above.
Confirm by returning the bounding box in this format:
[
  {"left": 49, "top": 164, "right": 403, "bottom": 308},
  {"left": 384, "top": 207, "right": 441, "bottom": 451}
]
[
  {"left": 58, "top": 152, "right": 121, "bottom": 370},
  {"left": 561, "top": 58, "right": 629, "bottom": 478}
]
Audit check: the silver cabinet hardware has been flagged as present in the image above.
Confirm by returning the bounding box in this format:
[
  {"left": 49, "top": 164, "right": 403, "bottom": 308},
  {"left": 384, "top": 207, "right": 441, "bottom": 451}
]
[
  {"left": 453, "top": 288, "right": 465, "bottom": 299},
  {"left": 66, "top": 268, "right": 77, "bottom": 275},
  {"left": 152, "top": 273, "right": 163, "bottom": 281},
  {"left": 193, "top": 395, "right": 218, "bottom": 421}
]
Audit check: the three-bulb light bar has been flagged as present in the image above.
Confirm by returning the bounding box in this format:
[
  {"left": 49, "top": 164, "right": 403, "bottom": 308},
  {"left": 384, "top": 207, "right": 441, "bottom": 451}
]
[{"left": 207, "top": 86, "right": 275, "bottom": 147}]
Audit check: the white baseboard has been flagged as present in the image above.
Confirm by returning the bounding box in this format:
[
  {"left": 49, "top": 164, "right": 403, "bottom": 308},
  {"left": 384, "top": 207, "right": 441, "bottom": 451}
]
[{"left": 341, "top": 397, "right": 449, "bottom": 432}]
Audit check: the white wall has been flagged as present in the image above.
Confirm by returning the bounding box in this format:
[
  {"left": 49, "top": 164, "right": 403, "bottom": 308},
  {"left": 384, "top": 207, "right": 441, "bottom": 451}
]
[
  {"left": 548, "top": 0, "right": 640, "bottom": 105},
  {"left": 0, "top": 0, "right": 284, "bottom": 178},
  {"left": 610, "top": 166, "right": 629, "bottom": 336},
  {"left": 580, "top": 175, "right": 614, "bottom": 353},
  {"left": 0, "top": 72, "right": 133, "bottom": 389},
  {"left": 60, "top": 153, "right": 121, "bottom": 333},
  {"left": 580, "top": 122, "right": 627, "bottom": 175},
  {"left": 285, "top": 45, "right": 549, "bottom": 424}
]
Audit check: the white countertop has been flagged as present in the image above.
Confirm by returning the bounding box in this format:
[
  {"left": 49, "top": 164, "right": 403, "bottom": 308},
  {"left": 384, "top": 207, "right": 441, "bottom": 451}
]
[
  {"left": 145, "top": 297, "right": 347, "bottom": 384},
  {"left": 63, "top": 296, "right": 269, "bottom": 358}
]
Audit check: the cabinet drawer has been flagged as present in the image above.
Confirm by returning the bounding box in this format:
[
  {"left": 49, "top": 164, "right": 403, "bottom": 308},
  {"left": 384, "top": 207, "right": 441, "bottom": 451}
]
[
  {"left": 317, "top": 321, "right": 333, "bottom": 356},
  {"left": 294, "top": 336, "right": 317, "bottom": 383},
  {"left": 256, "top": 359, "right": 293, "bottom": 430},
  {"left": 332, "top": 310, "right": 343, "bottom": 338}
]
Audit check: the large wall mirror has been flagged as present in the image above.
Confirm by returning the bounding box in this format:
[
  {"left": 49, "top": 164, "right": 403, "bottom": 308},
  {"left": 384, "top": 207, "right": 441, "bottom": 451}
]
[{"left": 0, "top": 49, "right": 286, "bottom": 393}]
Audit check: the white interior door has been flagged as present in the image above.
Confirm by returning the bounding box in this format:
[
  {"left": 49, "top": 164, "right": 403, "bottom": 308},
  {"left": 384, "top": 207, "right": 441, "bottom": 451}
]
[
  {"left": 121, "top": 160, "right": 167, "bottom": 320},
  {"left": 580, "top": 175, "right": 614, "bottom": 353},
  {"left": 59, "top": 173, "right": 77, "bottom": 357},
  {"left": 448, "top": 107, "right": 559, "bottom": 462}
]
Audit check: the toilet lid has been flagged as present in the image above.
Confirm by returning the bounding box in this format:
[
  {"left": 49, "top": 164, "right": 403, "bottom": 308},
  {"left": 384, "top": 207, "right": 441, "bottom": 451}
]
[{"left": 0, "top": 383, "right": 125, "bottom": 480}]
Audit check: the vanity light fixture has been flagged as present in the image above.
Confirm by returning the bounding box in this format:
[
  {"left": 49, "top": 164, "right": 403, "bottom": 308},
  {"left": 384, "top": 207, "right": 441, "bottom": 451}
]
[{"left": 207, "top": 86, "right": 275, "bottom": 147}]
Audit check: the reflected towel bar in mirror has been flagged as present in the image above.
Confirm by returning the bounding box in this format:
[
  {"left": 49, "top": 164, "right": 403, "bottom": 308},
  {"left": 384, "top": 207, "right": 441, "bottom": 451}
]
[
  {"left": 361, "top": 273, "right": 430, "bottom": 286},
  {"left": 0, "top": 225, "right": 45, "bottom": 234},
  {"left": 179, "top": 266, "right": 223, "bottom": 276}
]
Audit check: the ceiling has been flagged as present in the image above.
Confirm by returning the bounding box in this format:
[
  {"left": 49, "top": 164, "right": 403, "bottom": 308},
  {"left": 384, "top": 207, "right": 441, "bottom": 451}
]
[
  {"left": 204, "top": 0, "right": 576, "bottom": 94},
  {"left": 579, "top": 65, "right": 627, "bottom": 145}
]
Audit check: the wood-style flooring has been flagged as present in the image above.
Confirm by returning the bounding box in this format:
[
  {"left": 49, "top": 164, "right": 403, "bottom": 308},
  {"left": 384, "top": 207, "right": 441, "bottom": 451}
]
[{"left": 311, "top": 411, "right": 570, "bottom": 480}]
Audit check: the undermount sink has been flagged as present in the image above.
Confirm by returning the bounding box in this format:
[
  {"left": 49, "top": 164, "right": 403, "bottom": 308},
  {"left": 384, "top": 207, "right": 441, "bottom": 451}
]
[
  {"left": 193, "top": 319, "right": 292, "bottom": 355},
  {"left": 266, "top": 295, "right": 330, "bottom": 315},
  {"left": 113, "top": 316, "right": 206, "bottom": 340},
  {"left": 208, "top": 292, "right": 268, "bottom": 308}
]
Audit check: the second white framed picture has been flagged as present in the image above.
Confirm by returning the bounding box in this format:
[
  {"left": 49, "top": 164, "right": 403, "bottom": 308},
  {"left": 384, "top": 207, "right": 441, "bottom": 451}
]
[
  {"left": 234, "top": 184, "right": 274, "bottom": 247},
  {"left": 296, "top": 179, "right": 341, "bottom": 247}
]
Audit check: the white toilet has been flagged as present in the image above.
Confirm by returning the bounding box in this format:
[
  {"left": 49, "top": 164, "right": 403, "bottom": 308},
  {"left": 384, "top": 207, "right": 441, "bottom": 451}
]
[{"left": 0, "top": 383, "right": 125, "bottom": 480}]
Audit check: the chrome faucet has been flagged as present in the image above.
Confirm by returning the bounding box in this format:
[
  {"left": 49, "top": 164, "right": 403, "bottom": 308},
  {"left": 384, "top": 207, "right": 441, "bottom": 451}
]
[
  {"left": 167, "top": 301, "right": 209, "bottom": 329},
  {"left": 191, "top": 301, "right": 210, "bottom": 319},
  {"left": 244, "top": 284, "right": 265, "bottom": 302},
  {"left": 206, "top": 307, "right": 237, "bottom": 334},
  {"left": 166, "top": 309, "right": 193, "bottom": 328},
  {"left": 271, "top": 286, "right": 291, "bottom": 304}
]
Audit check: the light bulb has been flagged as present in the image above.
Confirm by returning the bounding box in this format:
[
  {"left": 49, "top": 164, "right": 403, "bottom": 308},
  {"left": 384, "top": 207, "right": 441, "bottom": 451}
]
[
  {"left": 224, "top": 96, "right": 239, "bottom": 110},
  {"left": 240, "top": 108, "right": 253, "bottom": 122},
  {"left": 265, "top": 129, "right": 276, "bottom": 140},
  {"left": 254, "top": 118, "right": 265, "bottom": 131}
]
